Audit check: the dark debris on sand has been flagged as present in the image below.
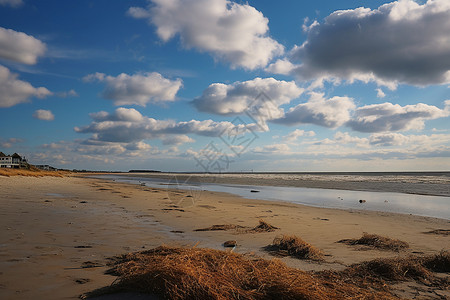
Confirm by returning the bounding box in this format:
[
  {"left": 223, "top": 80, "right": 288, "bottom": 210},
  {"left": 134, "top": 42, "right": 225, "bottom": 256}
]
[{"left": 337, "top": 233, "right": 409, "bottom": 251}]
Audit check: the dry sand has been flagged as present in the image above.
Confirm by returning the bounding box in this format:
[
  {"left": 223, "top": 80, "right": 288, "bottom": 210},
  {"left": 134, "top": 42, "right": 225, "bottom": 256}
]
[{"left": 0, "top": 175, "right": 449, "bottom": 299}]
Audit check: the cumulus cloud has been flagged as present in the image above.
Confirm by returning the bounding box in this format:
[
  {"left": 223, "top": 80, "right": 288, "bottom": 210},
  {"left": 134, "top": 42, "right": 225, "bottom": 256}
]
[
  {"left": 273, "top": 92, "right": 355, "bottom": 128},
  {"left": 192, "top": 78, "right": 303, "bottom": 128},
  {"left": 288, "top": 0, "right": 450, "bottom": 88},
  {"left": 0, "top": 65, "right": 52, "bottom": 107},
  {"left": 0, "top": 27, "right": 46, "bottom": 64},
  {"left": 36, "top": 139, "right": 165, "bottom": 167},
  {"left": 33, "top": 109, "right": 54, "bottom": 121},
  {"left": 347, "top": 102, "right": 449, "bottom": 133},
  {"left": 283, "top": 129, "right": 315, "bottom": 142},
  {"left": 127, "top": 0, "right": 283, "bottom": 69},
  {"left": 75, "top": 107, "right": 251, "bottom": 144},
  {"left": 161, "top": 135, "right": 195, "bottom": 145},
  {"left": 376, "top": 88, "right": 386, "bottom": 98},
  {"left": 83, "top": 71, "right": 182, "bottom": 106},
  {"left": 265, "top": 58, "right": 296, "bottom": 75},
  {"left": 0, "top": 0, "right": 23, "bottom": 7},
  {"left": 369, "top": 132, "right": 450, "bottom": 147}
]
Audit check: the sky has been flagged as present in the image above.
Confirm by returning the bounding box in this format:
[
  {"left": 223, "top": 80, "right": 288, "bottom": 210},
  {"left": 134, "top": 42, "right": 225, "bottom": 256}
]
[{"left": 0, "top": 0, "right": 449, "bottom": 172}]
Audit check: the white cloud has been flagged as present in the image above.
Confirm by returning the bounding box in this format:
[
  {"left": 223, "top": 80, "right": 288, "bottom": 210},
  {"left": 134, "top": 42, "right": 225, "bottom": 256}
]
[
  {"left": 161, "top": 135, "right": 195, "bottom": 145},
  {"left": 376, "top": 88, "right": 386, "bottom": 98},
  {"left": 0, "top": 27, "right": 46, "bottom": 64},
  {"left": 0, "top": 65, "right": 52, "bottom": 107},
  {"left": 75, "top": 107, "right": 252, "bottom": 144},
  {"left": 83, "top": 71, "right": 182, "bottom": 106},
  {"left": 128, "top": 0, "right": 283, "bottom": 69},
  {"left": 347, "top": 102, "right": 449, "bottom": 132},
  {"left": 57, "top": 89, "right": 78, "bottom": 98},
  {"left": 265, "top": 58, "right": 296, "bottom": 75},
  {"left": 33, "top": 109, "right": 54, "bottom": 121},
  {"left": 253, "top": 143, "right": 290, "bottom": 154},
  {"left": 0, "top": 0, "right": 23, "bottom": 7},
  {"left": 283, "top": 129, "right": 315, "bottom": 142},
  {"left": 288, "top": 0, "right": 450, "bottom": 88},
  {"left": 273, "top": 92, "right": 355, "bottom": 128},
  {"left": 333, "top": 131, "right": 368, "bottom": 145},
  {"left": 36, "top": 139, "right": 166, "bottom": 167},
  {"left": 369, "top": 132, "right": 450, "bottom": 147},
  {"left": 192, "top": 78, "right": 303, "bottom": 128}
]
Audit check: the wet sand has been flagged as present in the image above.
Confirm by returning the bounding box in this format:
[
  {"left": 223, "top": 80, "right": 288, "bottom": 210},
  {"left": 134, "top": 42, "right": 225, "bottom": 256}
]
[{"left": 0, "top": 175, "right": 449, "bottom": 299}]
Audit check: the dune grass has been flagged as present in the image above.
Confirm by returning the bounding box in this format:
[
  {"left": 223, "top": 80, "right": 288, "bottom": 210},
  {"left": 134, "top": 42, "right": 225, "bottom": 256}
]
[
  {"left": 337, "top": 233, "right": 409, "bottom": 251},
  {"left": 83, "top": 246, "right": 396, "bottom": 300},
  {"left": 0, "top": 168, "right": 67, "bottom": 177},
  {"left": 264, "top": 234, "right": 325, "bottom": 261}
]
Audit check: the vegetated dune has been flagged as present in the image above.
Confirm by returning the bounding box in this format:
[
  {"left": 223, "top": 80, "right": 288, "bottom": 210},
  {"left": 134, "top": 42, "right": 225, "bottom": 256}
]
[{"left": 0, "top": 168, "right": 68, "bottom": 177}]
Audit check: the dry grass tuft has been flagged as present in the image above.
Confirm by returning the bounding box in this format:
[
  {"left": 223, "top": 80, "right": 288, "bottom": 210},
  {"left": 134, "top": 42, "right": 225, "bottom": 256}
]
[
  {"left": 423, "top": 229, "right": 450, "bottom": 236},
  {"left": 264, "top": 235, "right": 324, "bottom": 261},
  {"left": 83, "top": 246, "right": 396, "bottom": 300},
  {"left": 248, "top": 219, "right": 279, "bottom": 233},
  {"left": 0, "top": 168, "right": 68, "bottom": 177},
  {"left": 319, "top": 251, "right": 450, "bottom": 289},
  {"left": 337, "top": 233, "right": 409, "bottom": 251},
  {"left": 422, "top": 250, "right": 450, "bottom": 273}
]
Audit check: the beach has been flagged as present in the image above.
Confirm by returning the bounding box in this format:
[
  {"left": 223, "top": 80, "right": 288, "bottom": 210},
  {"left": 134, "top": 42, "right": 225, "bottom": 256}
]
[{"left": 0, "top": 174, "right": 449, "bottom": 299}]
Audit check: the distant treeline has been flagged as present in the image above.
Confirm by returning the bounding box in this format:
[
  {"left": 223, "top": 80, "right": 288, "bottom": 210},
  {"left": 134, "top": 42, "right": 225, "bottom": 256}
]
[{"left": 129, "top": 170, "right": 161, "bottom": 173}]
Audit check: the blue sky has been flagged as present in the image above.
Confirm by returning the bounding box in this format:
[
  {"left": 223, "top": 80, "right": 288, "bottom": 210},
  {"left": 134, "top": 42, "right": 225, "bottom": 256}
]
[{"left": 0, "top": 0, "right": 449, "bottom": 172}]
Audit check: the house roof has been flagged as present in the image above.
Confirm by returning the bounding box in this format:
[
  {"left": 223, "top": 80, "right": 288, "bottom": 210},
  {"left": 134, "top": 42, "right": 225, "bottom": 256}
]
[
  {"left": 12, "top": 153, "right": 21, "bottom": 159},
  {"left": 0, "top": 152, "right": 5, "bottom": 157}
]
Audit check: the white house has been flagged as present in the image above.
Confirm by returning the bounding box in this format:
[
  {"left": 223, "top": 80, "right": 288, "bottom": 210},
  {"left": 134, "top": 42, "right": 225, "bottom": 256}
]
[{"left": 0, "top": 152, "right": 28, "bottom": 168}]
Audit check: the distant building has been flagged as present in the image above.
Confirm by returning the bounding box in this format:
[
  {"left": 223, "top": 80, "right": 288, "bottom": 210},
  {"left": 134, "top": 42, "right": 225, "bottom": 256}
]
[
  {"left": 35, "top": 165, "right": 57, "bottom": 171},
  {"left": 0, "top": 152, "right": 28, "bottom": 168}
]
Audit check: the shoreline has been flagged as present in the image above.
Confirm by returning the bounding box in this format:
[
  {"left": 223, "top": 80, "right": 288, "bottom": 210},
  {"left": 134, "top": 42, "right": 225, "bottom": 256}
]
[
  {"left": 93, "top": 173, "right": 450, "bottom": 220},
  {"left": 104, "top": 172, "right": 450, "bottom": 197},
  {"left": 0, "top": 175, "right": 449, "bottom": 299}
]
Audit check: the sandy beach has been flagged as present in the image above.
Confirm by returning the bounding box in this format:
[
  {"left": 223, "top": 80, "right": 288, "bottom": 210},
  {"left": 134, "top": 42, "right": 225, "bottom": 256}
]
[{"left": 0, "top": 174, "right": 449, "bottom": 299}]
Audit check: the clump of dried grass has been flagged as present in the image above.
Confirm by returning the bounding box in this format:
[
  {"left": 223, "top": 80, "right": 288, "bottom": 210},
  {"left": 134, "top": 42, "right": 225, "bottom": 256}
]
[
  {"left": 264, "top": 235, "right": 324, "bottom": 261},
  {"left": 84, "top": 246, "right": 395, "bottom": 300},
  {"left": 248, "top": 219, "right": 278, "bottom": 233},
  {"left": 338, "top": 233, "right": 409, "bottom": 251},
  {"left": 422, "top": 250, "right": 450, "bottom": 273},
  {"left": 319, "top": 251, "right": 450, "bottom": 288}
]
